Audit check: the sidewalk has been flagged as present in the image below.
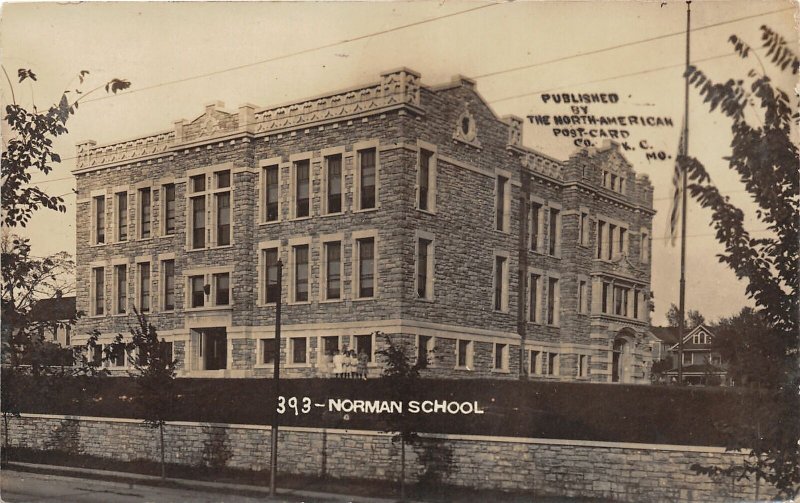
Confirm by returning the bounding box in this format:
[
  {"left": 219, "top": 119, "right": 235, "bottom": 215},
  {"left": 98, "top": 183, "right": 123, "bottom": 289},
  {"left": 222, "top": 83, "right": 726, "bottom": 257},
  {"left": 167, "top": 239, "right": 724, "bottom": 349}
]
[{"left": 4, "top": 461, "right": 398, "bottom": 503}]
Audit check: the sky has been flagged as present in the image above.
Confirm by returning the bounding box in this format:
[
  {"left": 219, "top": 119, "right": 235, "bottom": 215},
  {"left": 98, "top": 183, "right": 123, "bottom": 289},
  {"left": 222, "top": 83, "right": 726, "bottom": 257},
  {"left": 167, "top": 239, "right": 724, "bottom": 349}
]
[{"left": 1, "top": 0, "right": 797, "bottom": 326}]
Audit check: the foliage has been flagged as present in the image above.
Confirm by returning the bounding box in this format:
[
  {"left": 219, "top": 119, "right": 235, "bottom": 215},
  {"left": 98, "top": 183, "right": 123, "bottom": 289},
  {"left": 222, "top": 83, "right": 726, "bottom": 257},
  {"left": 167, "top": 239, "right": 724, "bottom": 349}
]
[
  {"left": 665, "top": 303, "right": 705, "bottom": 329},
  {"left": 106, "top": 311, "right": 177, "bottom": 428},
  {"left": 650, "top": 357, "right": 674, "bottom": 377},
  {"left": 105, "top": 310, "right": 176, "bottom": 478},
  {"left": 712, "top": 307, "right": 789, "bottom": 388},
  {"left": 682, "top": 25, "right": 799, "bottom": 498}
]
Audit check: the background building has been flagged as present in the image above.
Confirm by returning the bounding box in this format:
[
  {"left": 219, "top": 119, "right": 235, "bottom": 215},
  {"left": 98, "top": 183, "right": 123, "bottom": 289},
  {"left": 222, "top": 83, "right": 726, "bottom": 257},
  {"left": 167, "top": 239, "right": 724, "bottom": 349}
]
[{"left": 72, "top": 68, "right": 654, "bottom": 382}]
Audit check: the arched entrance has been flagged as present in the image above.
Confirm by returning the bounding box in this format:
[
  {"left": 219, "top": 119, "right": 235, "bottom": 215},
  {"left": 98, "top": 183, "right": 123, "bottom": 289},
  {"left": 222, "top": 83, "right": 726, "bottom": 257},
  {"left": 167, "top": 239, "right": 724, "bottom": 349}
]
[{"left": 612, "top": 329, "right": 636, "bottom": 383}]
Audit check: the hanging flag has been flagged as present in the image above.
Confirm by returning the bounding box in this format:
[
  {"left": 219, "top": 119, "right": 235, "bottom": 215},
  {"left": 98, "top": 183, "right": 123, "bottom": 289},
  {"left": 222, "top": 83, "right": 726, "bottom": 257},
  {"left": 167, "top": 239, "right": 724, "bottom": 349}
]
[{"left": 666, "top": 121, "right": 686, "bottom": 247}]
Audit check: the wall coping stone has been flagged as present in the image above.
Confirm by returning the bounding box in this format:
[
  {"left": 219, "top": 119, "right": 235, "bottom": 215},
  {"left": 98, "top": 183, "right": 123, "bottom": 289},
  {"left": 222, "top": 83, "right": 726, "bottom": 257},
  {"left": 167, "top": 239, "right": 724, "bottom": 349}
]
[{"left": 19, "top": 413, "right": 739, "bottom": 454}]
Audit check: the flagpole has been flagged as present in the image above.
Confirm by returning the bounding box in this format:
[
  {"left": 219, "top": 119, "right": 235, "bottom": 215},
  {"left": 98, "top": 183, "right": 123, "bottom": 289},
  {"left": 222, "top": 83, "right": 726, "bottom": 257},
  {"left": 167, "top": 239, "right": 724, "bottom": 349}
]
[{"left": 678, "top": 1, "right": 691, "bottom": 385}]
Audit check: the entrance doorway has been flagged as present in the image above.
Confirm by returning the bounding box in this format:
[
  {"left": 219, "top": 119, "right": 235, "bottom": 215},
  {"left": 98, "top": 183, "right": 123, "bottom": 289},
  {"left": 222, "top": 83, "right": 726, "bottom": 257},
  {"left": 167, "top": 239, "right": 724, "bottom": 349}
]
[{"left": 193, "top": 327, "right": 227, "bottom": 370}]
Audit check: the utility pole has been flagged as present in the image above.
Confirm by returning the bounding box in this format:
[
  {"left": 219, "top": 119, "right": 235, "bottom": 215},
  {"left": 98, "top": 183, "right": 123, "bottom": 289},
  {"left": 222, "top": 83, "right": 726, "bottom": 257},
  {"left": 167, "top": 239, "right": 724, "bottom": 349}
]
[
  {"left": 678, "top": 0, "right": 691, "bottom": 385},
  {"left": 270, "top": 259, "right": 283, "bottom": 497}
]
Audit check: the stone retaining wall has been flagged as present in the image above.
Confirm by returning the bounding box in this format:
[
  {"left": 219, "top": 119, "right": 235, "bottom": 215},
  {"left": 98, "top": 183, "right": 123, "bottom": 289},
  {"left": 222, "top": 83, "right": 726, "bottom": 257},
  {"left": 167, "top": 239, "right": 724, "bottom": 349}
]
[{"left": 3, "top": 414, "right": 757, "bottom": 502}]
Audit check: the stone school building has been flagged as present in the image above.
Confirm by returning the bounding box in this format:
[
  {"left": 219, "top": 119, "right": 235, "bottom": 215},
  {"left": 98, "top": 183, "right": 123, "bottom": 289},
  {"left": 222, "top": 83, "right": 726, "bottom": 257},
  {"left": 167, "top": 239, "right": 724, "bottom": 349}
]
[{"left": 72, "top": 68, "right": 655, "bottom": 383}]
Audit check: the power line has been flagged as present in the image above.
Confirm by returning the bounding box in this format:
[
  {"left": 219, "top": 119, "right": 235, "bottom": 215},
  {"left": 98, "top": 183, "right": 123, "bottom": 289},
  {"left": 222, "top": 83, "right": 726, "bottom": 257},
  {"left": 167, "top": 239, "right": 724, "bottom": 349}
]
[
  {"left": 82, "top": 4, "right": 497, "bottom": 105},
  {"left": 470, "top": 7, "right": 792, "bottom": 81}
]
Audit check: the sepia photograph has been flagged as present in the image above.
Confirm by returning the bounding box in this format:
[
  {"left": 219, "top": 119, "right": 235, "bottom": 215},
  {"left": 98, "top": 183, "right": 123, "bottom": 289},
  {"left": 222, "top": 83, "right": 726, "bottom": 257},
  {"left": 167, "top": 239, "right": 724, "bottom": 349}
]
[{"left": 0, "top": 1, "right": 798, "bottom": 502}]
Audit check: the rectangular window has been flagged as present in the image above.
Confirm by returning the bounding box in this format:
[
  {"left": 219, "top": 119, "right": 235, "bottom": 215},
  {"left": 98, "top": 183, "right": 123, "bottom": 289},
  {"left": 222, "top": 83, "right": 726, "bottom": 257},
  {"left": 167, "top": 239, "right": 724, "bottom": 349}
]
[
  {"left": 358, "top": 148, "right": 376, "bottom": 210},
  {"left": 291, "top": 337, "right": 307, "bottom": 364},
  {"left": 93, "top": 267, "right": 105, "bottom": 315},
  {"left": 547, "top": 352, "right": 559, "bottom": 376},
  {"left": 529, "top": 273, "right": 540, "bottom": 323},
  {"left": 324, "top": 241, "right": 341, "bottom": 300},
  {"left": 294, "top": 160, "right": 310, "bottom": 218},
  {"left": 417, "top": 238, "right": 432, "bottom": 299},
  {"left": 619, "top": 228, "right": 627, "bottom": 257},
  {"left": 216, "top": 192, "right": 231, "bottom": 246},
  {"left": 578, "top": 355, "right": 589, "bottom": 377},
  {"left": 190, "top": 275, "right": 205, "bottom": 308},
  {"left": 641, "top": 232, "right": 650, "bottom": 263},
  {"left": 94, "top": 196, "right": 105, "bottom": 244},
  {"left": 110, "top": 344, "right": 126, "bottom": 368},
  {"left": 116, "top": 192, "right": 128, "bottom": 242},
  {"left": 579, "top": 212, "right": 589, "bottom": 246},
  {"left": 530, "top": 203, "right": 542, "bottom": 252},
  {"left": 614, "top": 286, "right": 629, "bottom": 317},
  {"left": 530, "top": 350, "right": 541, "bottom": 375},
  {"left": 496, "top": 176, "right": 508, "bottom": 231},
  {"left": 293, "top": 245, "right": 309, "bottom": 302},
  {"left": 264, "top": 248, "right": 280, "bottom": 303},
  {"left": 602, "top": 282, "right": 610, "bottom": 313},
  {"left": 608, "top": 224, "right": 616, "bottom": 260},
  {"left": 162, "top": 260, "right": 175, "bottom": 311},
  {"left": 418, "top": 148, "right": 433, "bottom": 211},
  {"left": 214, "top": 272, "right": 230, "bottom": 306},
  {"left": 138, "top": 188, "right": 151, "bottom": 239},
  {"left": 494, "top": 343, "right": 508, "bottom": 370},
  {"left": 547, "top": 277, "right": 559, "bottom": 325},
  {"left": 548, "top": 208, "right": 560, "bottom": 256},
  {"left": 264, "top": 165, "right": 280, "bottom": 222},
  {"left": 596, "top": 221, "right": 605, "bottom": 259},
  {"left": 322, "top": 335, "right": 339, "bottom": 358},
  {"left": 159, "top": 341, "right": 173, "bottom": 364},
  {"left": 191, "top": 196, "right": 205, "bottom": 249},
  {"left": 261, "top": 339, "right": 277, "bottom": 365},
  {"left": 357, "top": 238, "right": 375, "bottom": 298},
  {"left": 682, "top": 352, "right": 692, "bottom": 365},
  {"left": 355, "top": 334, "right": 373, "bottom": 363},
  {"left": 457, "top": 339, "right": 472, "bottom": 368},
  {"left": 326, "top": 155, "right": 342, "bottom": 214},
  {"left": 138, "top": 263, "right": 150, "bottom": 313},
  {"left": 417, "top": 335, "right": 433, "bottom": 368},
  {"left": 578, "top": 280, "right": 588, "bottom": 314},
  {"left": 163, "top": 184, "right": 176, "bottom": 235},
  {"left": 494, "top": 256, "right": 506, "bottom": 311},
  {"left": 114, "top": 265, "right": 127, "bottom": 314},
  {"left": 633, "top": 288, "right": 640, "bottom": 319},
  {"left": 191, "top": 174, "right": 205, "bottom": 193},
  {"left": 216, "top": 170, "right": 230, "bottom": 189}
]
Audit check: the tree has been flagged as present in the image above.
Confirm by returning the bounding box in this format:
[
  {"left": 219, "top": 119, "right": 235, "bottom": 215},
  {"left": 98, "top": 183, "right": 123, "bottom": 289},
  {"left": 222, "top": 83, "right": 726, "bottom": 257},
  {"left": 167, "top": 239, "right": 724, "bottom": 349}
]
[
  {"left": 680, "top": 25, "right": 799, "bottom": 499},
  {"left": 1, "top": 67, "right": 130, "bottom": 464},
  {"left": 712, "top": 307, "right": 788, "bottom": 388},
  {"left": 105, "top": 311, "right": 177, "bottom": 480},
  {"left": 376, "top": 332, "right": 429, "bottom": 501},
  {"left": 665, "top": 303, "right": 705, "bottom": 329}
]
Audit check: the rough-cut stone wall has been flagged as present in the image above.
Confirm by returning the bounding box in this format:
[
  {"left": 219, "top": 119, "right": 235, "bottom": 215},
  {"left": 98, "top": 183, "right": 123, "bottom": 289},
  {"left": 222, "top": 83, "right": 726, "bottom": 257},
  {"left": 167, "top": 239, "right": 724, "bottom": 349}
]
[
  {"left": 4, "top": 414, "right": 756, "bottom": 502},
  {"left": 72, "top": 69, "right": 654, "bottom": 382}
]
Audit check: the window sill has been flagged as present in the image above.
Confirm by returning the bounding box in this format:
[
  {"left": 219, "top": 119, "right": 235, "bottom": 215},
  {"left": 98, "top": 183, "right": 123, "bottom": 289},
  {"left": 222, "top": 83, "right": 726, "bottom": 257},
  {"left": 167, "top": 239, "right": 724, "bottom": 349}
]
[
  {"left": 353, "top": 207, "right": 379, "bottom": 214},
  {"left": 259, "top": 302, "right": 279, "bottom": 308},
  {"left": 90, "top": 243, "right": 107, "bottom": 248},
  {"left": 288, "top": 301, "right": 312, "bottom": 306},
  {"left": 137, "top": 237, "right": 154, "bottom": 242},
  {"left": 319, "top": 298, "right": 344, "bottom": 304},
  {"left": 415, "top": 296, "right": 435, "bottom": 303},
  {"left": 352, "top": 297, "right": 377, "bottom": 302},
  {"left": 184, "top": 305, "right": 233, "bottom": 313},
  {"left": 454, "top": 365, "right": 474, "bottom": 371},
  {"left": 285, "top": 363, "right": 313, "bottom": 369},
  {"left": 290, "top": 216, "right": 312, "bottom": 222},
  {"left": 111, "top": 313, "right": 128, "bottom": 318},
  {"left": 89, "top": 314, "right": 106, "bottom": 319},
  {"left": 491, "top": 368, "right": 511, "bottom": 374},
  {"left": 259, "top": 220, "right": 281, "bottom": 226},
  {"left": 254, "top": 363, "right": 276, "bottom": 369},
  {"left": 160, "top": 233, "right": 176, "bottom": 239},
  {"left": 415, "top": 208, "right": 436, "bottom": 216},
  {"left": 320, "top": 211, "right": 344, "bottom": 218}
]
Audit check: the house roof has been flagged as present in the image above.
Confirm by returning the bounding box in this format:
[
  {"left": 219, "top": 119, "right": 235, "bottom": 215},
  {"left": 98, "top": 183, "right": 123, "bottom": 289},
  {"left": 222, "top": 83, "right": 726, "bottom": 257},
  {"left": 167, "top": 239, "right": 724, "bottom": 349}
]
[
  {"left": 669, "top": 324, "right": 716, "bottom": 351},
  {"left": 27, "top": 296, "right": 76, "bottom": 322},
  {"left": 650, "top": 326, "right": 679, "bottom": 345}
]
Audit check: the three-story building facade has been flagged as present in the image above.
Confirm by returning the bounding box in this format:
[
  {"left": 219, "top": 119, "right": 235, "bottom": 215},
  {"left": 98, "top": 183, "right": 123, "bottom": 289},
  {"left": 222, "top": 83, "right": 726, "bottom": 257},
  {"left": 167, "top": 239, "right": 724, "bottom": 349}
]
[{"left": 73, "top": 68, "right": 655, "bottom": 382}]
